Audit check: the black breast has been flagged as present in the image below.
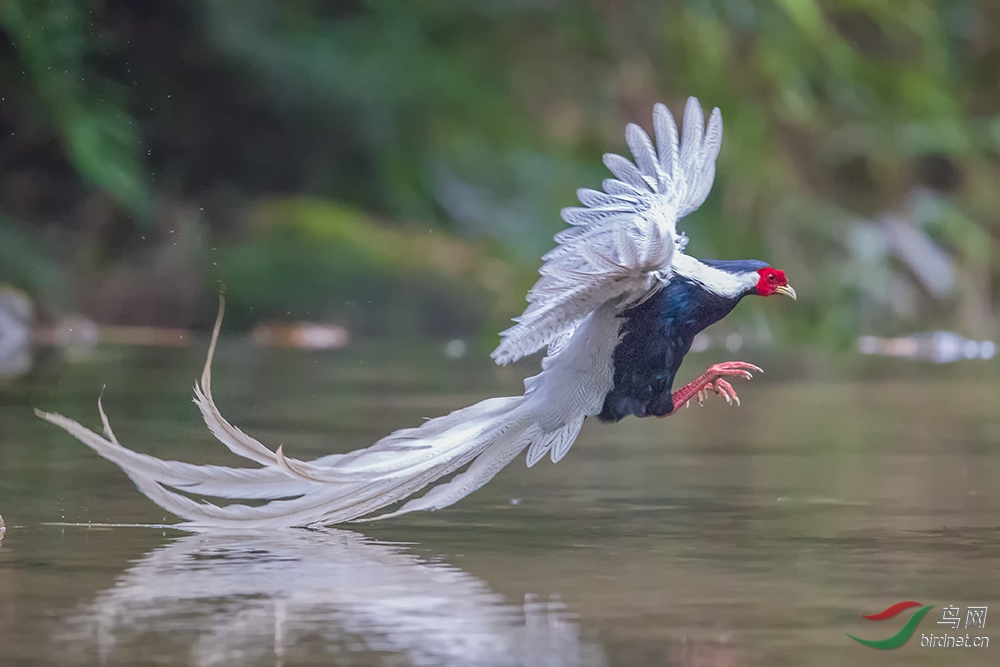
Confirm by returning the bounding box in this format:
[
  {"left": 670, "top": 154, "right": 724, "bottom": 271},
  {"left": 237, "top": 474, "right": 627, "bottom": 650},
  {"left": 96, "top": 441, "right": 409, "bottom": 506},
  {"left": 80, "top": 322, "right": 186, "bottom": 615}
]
[{"left": 598, "top": 278, "right": 745, "bottom": 422}]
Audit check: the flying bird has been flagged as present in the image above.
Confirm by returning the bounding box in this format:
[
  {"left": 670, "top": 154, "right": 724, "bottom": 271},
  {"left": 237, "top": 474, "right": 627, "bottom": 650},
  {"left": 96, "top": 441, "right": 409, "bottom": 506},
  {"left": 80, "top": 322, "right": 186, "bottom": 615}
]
[{"left": 37, "top": 98, "right": 796, "bottom": 528}]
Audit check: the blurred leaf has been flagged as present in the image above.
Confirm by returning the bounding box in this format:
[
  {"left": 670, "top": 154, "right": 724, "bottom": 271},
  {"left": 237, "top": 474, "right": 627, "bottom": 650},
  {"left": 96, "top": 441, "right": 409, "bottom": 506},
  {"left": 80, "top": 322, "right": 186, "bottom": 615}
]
[
  {"left": 0, "top": 0, "right": 151, "bottom": 218},
  {"left": 776, "top": 0, "right": 826, "bottom": 40}
]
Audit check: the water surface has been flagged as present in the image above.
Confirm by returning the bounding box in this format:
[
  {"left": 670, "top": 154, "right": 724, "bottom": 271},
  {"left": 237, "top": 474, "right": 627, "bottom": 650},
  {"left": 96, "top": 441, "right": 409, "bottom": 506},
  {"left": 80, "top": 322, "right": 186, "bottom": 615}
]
[{"left": 1, "top": 341, "right": 998, "bottom": 665}]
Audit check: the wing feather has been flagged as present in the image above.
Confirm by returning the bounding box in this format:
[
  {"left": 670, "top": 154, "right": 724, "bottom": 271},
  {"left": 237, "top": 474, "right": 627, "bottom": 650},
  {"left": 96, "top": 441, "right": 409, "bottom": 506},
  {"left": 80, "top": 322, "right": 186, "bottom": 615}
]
[
  {"left": 654, "top": 103, "right": 679, "bottom": 180},
  {"left": 602, "top": 153, "right": 653, "bottom": 191},
  {"left": 682, "top": 106, "right": 724, "bottom": 217},
  {"left": 602, "top": 178, "right": 646, "bottom": 197},
  {"left": 679, "top": 97, "right": 705, "bottom": 179},
  {"left": 560, "top": 206, "right": 634, "bottom": 227},
  {"left": 575, "top": 188, "right": 641, "bottom": 209},
  {"left": 625, "top": 123, "right": 661, "bottom": 183},
  {"left": 491, "top": 97, "right": 724, "bottom": 366}
]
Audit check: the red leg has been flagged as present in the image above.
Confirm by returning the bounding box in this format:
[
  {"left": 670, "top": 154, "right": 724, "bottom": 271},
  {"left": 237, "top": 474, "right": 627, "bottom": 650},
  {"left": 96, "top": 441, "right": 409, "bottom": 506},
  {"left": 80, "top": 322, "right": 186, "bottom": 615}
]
[{"left": 657, "top": 361, "right": 763, "bottom": 418}]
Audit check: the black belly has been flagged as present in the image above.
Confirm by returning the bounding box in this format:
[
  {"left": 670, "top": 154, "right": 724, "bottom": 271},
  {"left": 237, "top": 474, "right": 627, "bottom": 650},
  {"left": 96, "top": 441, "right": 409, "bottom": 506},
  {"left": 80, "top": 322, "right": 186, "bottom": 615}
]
[{"left": 598, "top": 279, "right": 742, "bottom": 422}]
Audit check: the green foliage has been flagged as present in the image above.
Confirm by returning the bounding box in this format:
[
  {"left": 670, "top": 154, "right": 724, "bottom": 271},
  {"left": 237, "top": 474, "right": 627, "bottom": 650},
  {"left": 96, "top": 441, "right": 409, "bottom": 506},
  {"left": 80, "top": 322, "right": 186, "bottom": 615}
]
[
  {"left": 0, "top": 0, "right": 151, "bottom": 218},
  {"left": 0, "top": 0, "right": 997, "bottom": 341}
]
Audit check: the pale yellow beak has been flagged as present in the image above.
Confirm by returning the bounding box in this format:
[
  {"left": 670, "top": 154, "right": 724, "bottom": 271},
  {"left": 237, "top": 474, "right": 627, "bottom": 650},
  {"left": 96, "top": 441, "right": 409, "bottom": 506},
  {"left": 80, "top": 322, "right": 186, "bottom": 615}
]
[{"left": 774, "top": 284, "right": 797, "bottom": 300}]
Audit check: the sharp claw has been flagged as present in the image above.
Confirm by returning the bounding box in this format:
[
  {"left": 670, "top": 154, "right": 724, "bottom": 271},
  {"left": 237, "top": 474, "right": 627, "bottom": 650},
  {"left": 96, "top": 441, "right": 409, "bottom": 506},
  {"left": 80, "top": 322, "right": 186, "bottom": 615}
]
[
  {"left": 713, "top": 378, "right": 735, "bottom": 405},
  {"left": 734, "top": 394, "right": 741, "bottom": 407},
  {"left": 721, "top": 362, "right": 763, "bottom": 374}
]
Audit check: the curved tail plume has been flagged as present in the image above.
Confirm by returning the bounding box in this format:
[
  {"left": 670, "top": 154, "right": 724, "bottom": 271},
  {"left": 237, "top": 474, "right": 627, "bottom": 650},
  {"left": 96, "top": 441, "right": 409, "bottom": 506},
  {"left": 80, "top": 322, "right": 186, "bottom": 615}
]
[{"left": 36, "top": 298, "right": 547, "bottom": 528}]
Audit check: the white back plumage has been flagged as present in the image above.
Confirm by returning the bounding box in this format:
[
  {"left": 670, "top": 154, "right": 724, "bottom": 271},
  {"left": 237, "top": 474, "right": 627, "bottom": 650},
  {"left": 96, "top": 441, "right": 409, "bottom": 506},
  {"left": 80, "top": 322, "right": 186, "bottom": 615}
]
[{"left": 36, "top": 98, "right": 724, "bottom": 528}]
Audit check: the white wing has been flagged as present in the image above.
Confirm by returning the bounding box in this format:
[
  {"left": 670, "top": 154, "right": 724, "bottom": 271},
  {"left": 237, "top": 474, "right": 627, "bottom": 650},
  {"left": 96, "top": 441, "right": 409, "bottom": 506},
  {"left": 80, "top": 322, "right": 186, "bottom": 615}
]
[{"left": 492, "top": 97, "right": 723, "bottom": 366}]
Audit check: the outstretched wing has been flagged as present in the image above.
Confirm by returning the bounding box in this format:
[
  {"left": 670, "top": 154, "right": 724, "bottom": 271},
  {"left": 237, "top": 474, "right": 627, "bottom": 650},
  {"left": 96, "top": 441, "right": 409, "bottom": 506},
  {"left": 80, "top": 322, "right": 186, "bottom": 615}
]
[{"left": 491, "top": 97, "right": 724, "bottom": 366}]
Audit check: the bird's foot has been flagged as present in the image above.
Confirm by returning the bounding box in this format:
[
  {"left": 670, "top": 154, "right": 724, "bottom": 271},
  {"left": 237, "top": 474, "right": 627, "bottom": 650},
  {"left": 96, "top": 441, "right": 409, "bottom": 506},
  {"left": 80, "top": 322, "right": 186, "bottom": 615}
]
[
  {"left": 695, "top": 379, "right": 739, "bottom": 406},
  {"left": 668, "top": 361, "right": 762, "bottom": 415}
]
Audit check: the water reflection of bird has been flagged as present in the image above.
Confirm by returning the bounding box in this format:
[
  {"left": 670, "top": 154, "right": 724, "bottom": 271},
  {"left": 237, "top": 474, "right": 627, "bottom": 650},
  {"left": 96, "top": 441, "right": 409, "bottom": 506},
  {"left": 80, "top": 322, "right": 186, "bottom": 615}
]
[
  {"left": 55, "top": 530, "right": 605, "bottom": 667},
  {"left": 38, "top": 98, "right": 796, "bottom": 527}
]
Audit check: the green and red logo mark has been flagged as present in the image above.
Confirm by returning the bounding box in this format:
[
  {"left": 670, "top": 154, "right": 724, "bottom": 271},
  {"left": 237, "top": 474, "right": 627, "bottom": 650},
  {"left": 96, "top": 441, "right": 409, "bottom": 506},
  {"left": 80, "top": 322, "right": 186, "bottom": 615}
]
[{"left": 847, "top": 601, "right": 935, "bottom": 649}]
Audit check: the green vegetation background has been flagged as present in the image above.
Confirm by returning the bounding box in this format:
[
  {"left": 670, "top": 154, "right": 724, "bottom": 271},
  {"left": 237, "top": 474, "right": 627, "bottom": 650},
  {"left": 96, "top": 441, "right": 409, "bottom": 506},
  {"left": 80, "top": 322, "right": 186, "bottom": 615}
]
[{"left": 1, "top": 1, "right": 997, "bottom": 347}]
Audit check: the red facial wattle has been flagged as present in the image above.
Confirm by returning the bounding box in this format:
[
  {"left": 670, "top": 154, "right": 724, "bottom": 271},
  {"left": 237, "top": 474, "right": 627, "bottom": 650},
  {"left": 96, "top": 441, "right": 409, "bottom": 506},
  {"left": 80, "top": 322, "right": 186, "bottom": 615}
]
[{"left": 756, "top": 267, "right": 795, "bottom": 299}]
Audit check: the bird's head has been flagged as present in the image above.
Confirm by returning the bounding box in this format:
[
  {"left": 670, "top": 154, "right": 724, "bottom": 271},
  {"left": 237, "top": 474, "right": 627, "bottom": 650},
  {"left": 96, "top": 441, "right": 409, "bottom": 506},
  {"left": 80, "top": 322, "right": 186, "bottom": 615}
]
[
  {"left": 754, "top": 267, "right": 796, "bottom": 300},
  {"left": 690, "top": 258, "right": 797, "bottom": 300}
]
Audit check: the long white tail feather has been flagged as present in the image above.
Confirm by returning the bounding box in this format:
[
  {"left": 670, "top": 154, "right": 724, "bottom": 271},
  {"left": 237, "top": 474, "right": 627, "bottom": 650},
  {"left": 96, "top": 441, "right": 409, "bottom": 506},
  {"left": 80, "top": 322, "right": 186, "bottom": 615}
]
[
  {"left": 367, "top": 424, "right": 534, "bottom": 521},
  {"left": 192, "top": 300, "right": 284, "bottom": 468},
  {"left": 36, "top": 295, "right": 619, "bottom": 528}
]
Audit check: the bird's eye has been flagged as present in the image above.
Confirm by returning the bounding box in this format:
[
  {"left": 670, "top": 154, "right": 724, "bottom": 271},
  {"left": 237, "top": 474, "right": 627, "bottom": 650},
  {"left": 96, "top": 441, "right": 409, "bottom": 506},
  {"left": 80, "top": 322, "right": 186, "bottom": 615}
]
[{"left": 767, "top": 274, "right": 775, "bottom": 283}]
